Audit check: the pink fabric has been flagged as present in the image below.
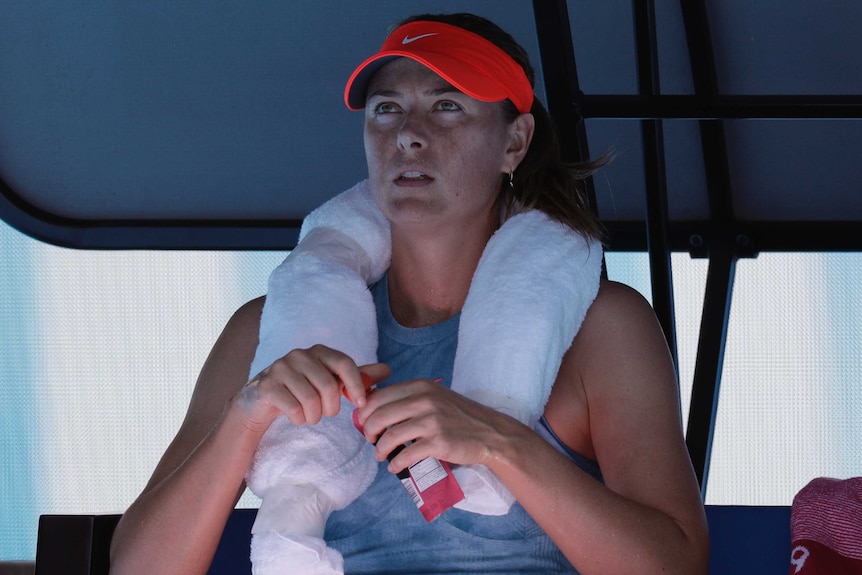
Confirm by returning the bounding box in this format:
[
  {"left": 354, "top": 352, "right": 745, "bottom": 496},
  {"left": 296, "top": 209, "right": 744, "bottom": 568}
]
[{"left": 790, "top": 477, "right": 862, "bottom": 574}]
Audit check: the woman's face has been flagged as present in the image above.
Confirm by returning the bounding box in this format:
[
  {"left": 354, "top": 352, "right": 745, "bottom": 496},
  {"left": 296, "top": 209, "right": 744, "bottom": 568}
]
[{"left": 363, "top": 58, "right": 520, "bottom": 233}]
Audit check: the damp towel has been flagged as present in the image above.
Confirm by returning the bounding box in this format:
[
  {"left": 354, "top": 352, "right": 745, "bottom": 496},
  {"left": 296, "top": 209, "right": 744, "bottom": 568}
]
[
  {"left": 245, "top": 179, "right": 603, "bottom": 574},
  {"left": 789, "top": 476, "right": 862, "bottom": 574},
  {"left": 245, "top": 183, "right": 388, "bottom": 575}
]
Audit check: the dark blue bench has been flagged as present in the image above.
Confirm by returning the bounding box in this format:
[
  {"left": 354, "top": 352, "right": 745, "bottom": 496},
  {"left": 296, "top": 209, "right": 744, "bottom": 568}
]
[
  {"left": 706, "top": 505, "right": 791, "bottom": 573},
  {"left": 35, "top": 505, "right": 791, "bottom": 574}
]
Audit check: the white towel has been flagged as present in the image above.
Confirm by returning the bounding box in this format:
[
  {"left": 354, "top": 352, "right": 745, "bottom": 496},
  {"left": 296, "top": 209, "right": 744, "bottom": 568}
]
[
  {"left": 455, "top": 209, "right": 602, "bottom": 427},
  {"left": 246, "top": 179, "right": 603, "bottom": 573},
  {"left": 246, "top": 185, "right": 386, "bottom": 574},
  {"left": 451, "top": 210, "right": 601, "bottom": 514},
  {"left": 298, "top": 180, "right": 391, "bottom": 285}
]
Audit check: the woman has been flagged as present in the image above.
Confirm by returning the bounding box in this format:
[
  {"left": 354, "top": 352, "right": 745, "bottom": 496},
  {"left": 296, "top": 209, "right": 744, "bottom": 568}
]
[{"left": 110, "top": 13, "right": 709, "bottom": 575}]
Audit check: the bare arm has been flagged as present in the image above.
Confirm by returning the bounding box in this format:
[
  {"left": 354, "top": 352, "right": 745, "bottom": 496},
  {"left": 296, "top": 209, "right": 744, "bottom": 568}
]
[
  {"left": 109, "top": 297, "right": 266, "bottom": 575},
  {"left": 110, "top": 295, "right": 387, "bottom": 575},
  {"left": 360, "top": 280, "right": 709, "bottom": 574},
  {"left": 494, "top": 282, "right": 708, "bottom": 574}
]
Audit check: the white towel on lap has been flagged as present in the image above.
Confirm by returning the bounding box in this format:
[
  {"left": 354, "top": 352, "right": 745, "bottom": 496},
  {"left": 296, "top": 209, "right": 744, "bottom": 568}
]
[
  {"left": 246, "top": 183, "right": 388, "bottom": 574},
  {"left": 246, "top": 179, "right": 602, "bottom": 573}
]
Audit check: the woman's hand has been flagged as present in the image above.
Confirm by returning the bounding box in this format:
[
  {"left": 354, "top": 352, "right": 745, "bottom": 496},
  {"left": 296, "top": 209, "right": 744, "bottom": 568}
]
[
  {"left": 234, "top": 344, "right": 390, "bottom": 433},
  {"left": 355, "top": 378, "right": 522, "bottom": 474}
]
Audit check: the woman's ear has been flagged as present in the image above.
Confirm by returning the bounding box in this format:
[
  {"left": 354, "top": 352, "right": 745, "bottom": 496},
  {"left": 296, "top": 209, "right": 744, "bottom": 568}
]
[{"left": 503, "top": 113, "right": 535, "bottom": 172}]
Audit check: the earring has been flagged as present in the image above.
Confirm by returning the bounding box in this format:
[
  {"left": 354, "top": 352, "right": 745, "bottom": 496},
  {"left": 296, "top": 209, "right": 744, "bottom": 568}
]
[{"left": 508, "top": 171, "right": 515, "bottom": 189}]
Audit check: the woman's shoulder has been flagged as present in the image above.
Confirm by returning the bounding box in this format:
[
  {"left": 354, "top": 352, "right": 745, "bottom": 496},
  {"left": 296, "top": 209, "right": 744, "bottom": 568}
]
[
  {"left": 577, "top": 279, "right": 664, "bottom": 348},
  {"left": 233, "top": 295, "right": 266, "bottom": 324},
  {"left": 546, "top": 280, "right": 670, "bottom": 452},
  {"left": 591, "top": 278, "right": 654, "bottom": 318},
  {"left": 566, "top": 278, "right": 676, "bottom": 400},
  {"left": 220, "top": 295, "right": 265, "bottom": 344}
]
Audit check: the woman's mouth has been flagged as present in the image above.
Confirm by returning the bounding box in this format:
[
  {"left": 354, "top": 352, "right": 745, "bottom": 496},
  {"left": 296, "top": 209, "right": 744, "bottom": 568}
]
[
  {"left": 398, "top": 171, "right": 430, "bottom": 181},
  {"left": 395, "top": 171, "right": 433, "bottom": 185}
]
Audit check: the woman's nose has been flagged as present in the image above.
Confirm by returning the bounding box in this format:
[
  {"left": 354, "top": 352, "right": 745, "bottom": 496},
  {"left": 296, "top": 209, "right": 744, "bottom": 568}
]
[{"left": 396, "top": 113, "right": 427, "bottom": 150}]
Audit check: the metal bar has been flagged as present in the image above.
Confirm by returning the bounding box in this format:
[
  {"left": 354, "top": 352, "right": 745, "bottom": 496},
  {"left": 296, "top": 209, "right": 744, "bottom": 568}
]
[
  {"left": 7, "top": 164, "right": 861, "bottom": 252},
  {"left": 532, "top": 0, "right": 589, "bottom": 162},
  {"left": 633, "top": 0, "right": 678, "bottom": 363},
  {"left": 0, "top": 179, "right": 302, "bottom": 250},
  {"left": 685, "top": 247, "right": 737, "bottom": 495},
  {"left": 602, "top": 220, "right": 862, "bottom": 253},
  {"left": 578, "top": 94, "right": 862, "bottom": 119},
  {"left": 531, "top": 0, "right": 600, "bottom": 215},
  {"left": 680, "top": 0, "right": 720, "bottom": 95},
  {"left": 532, "top": 0, "right": 607, "bottom": 279},
  {"left": 679, "top": 0, "right": 737, "bottom": 492}
]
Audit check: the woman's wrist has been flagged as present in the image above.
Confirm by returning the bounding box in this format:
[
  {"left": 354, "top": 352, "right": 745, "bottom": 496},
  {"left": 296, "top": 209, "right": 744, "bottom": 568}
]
[
  {"left": 481, "top": 410, "right": 536, "bottom": 473},
  {"left": 226, "top": 379, "right": 283, "bottom": 437},
  {"left": 220, "top": 393, "right": 276, "bottom": 455}
]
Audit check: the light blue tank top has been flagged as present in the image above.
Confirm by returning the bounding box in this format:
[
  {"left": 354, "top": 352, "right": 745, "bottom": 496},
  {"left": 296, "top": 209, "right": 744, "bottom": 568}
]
[{"left": 324, "top": 277, "right": 602, "bottom": 574}]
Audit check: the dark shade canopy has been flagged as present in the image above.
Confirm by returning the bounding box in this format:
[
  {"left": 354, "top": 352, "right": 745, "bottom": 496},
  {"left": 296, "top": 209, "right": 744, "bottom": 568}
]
[{"left": 1, "top": 0, "right": 859, "bottom": 250}]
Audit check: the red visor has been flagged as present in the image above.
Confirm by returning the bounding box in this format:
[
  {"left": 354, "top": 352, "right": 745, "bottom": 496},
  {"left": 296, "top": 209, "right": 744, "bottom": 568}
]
[{"left": 344, "top": 21, "right": 534, "bottom": 115}]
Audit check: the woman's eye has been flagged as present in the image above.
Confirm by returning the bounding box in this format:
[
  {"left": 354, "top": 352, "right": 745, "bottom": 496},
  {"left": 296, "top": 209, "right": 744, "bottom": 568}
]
[
  {"left": 435, "top": 100, "right": 462, "bottom": 112},
  {"left": 373, "top": 102, "right": 400, "bottom": 114}
]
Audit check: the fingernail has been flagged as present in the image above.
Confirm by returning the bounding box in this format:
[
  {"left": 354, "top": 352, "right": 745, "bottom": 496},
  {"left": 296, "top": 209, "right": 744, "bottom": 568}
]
[{"left": 343, "top": 373, "right": 374, "bottom": 402}]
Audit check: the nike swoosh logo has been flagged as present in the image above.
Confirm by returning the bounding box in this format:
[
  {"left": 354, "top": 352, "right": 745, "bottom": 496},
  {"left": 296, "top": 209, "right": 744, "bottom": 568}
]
[{"left": 402, "top": 33, "right": 438, "bottom": 44}]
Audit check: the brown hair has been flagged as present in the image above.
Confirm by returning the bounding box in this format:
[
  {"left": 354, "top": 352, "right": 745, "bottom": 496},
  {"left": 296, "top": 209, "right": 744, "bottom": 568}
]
[{"left": 395, "top": 13, "right": 608, "bottom": 242}]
